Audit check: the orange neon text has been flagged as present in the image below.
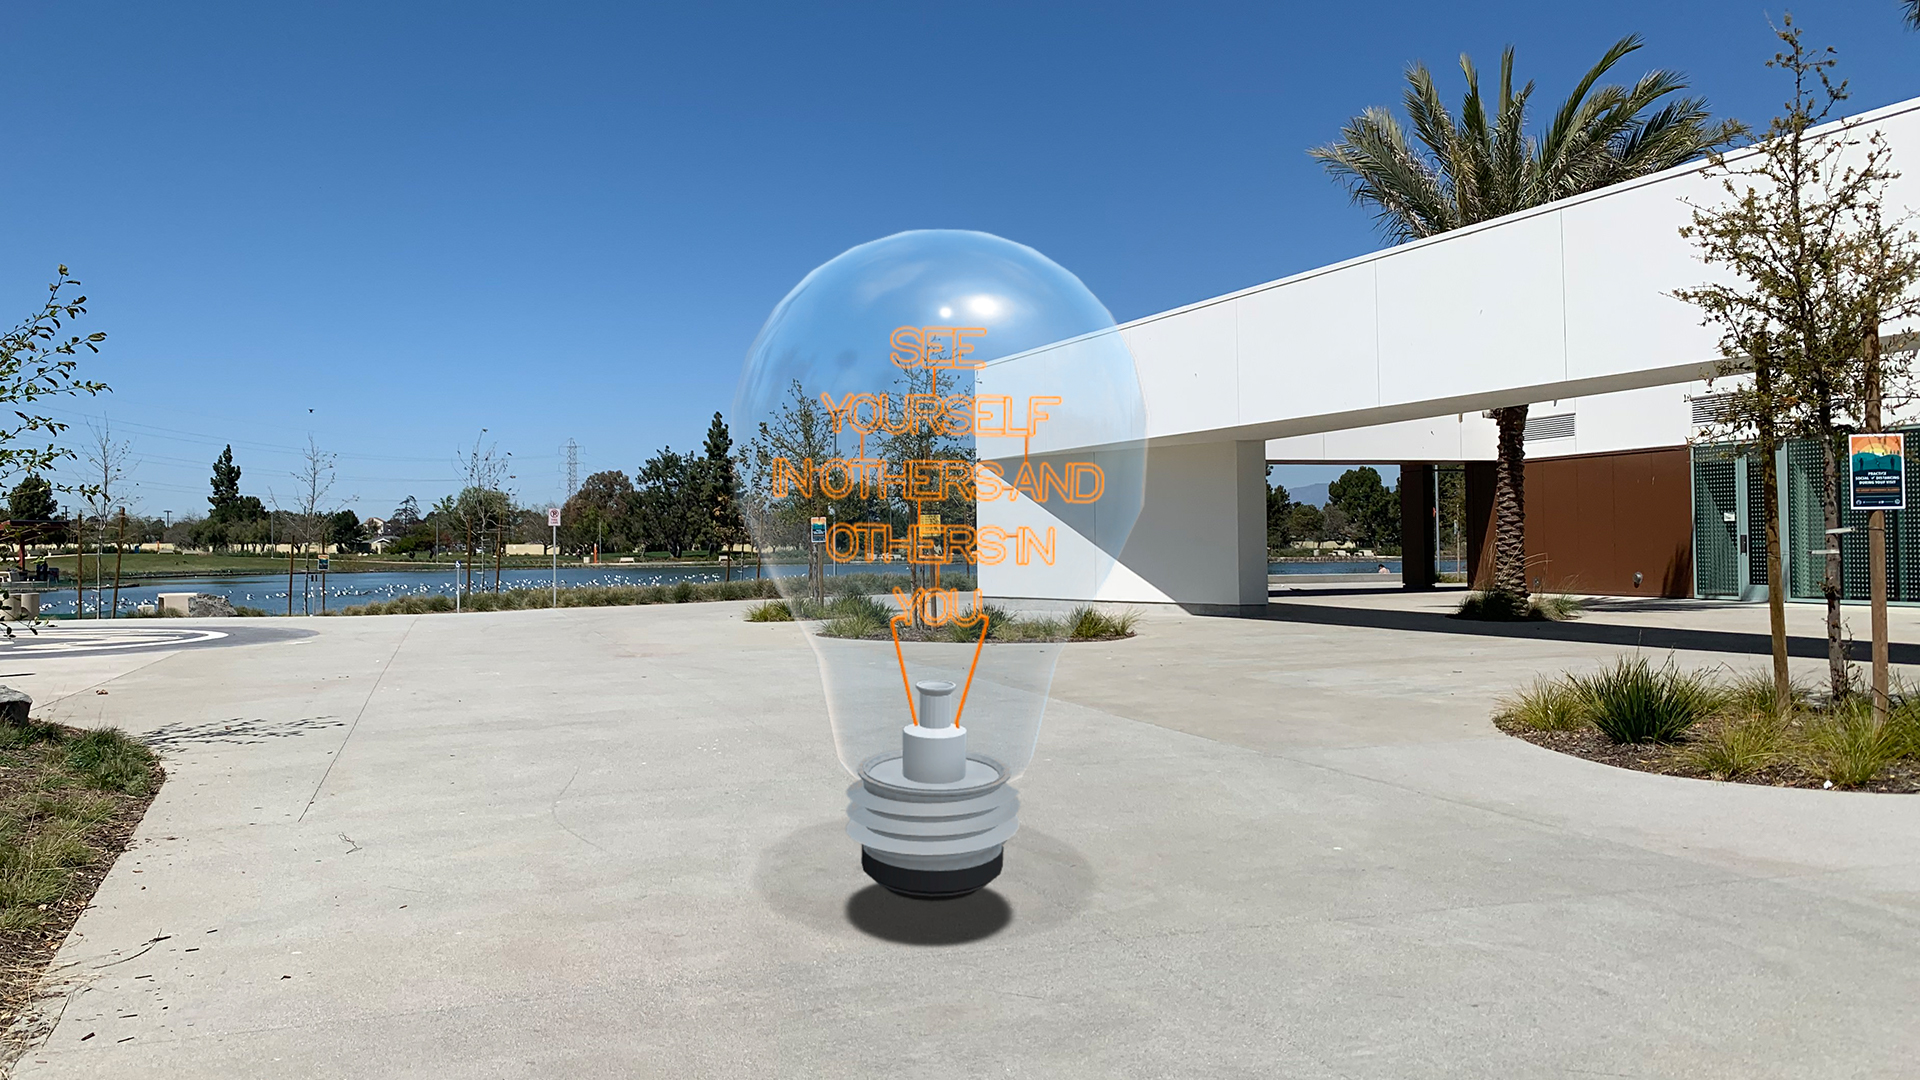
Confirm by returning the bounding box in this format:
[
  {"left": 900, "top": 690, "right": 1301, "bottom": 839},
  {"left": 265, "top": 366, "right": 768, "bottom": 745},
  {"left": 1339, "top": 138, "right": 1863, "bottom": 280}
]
[
  {"left": 818, "top": 392, "right": 1062, "bottom": 439},
  {"left": 766, "top": 458, "right": 1103, "bottom": 505},
  {"left": 888, "top": 587, "right": 987, "bottom": 627},
  {"left": 824, "top": 522, "right": 1055, "bottom": 566},
  {"left": 889, "top": 326, "right": 987, "bottom": 369}
]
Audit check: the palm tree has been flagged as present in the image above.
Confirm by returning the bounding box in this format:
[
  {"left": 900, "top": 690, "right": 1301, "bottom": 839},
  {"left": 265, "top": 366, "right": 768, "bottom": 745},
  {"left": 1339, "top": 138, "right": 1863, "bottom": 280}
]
[
  {"left": 1311, "top": 35, "right": 1741, "bottom": 601},
  {"left": 1907, "top": 0, "right": 1920, "bottom": 30}
]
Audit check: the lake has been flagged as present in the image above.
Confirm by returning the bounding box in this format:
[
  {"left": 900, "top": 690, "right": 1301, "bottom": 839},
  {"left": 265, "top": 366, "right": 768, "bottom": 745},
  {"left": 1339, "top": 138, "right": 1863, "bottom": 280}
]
[{"left": 32, "top": 558, "right": 1468, "bottom": 616}]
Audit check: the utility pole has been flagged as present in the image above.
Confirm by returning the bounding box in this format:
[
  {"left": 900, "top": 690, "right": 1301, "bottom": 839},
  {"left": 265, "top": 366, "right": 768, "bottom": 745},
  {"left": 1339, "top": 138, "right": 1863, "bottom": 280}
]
[
  {"left": 564, "top": 439, "right": 579, "bottom": 500},
  {"left": 111, "top": 509, "right": 126, "bottom": 618}
]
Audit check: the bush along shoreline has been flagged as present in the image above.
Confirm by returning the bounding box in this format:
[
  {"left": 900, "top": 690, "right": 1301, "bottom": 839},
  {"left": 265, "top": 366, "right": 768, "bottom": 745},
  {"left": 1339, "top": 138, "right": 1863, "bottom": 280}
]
[
  {"left": 746, "top": 593, "right": 1139, "bottom": 643},
  {"left": 333, "top": 578, "right": 782, "bottom": 615},
  {"left": 1494, "top": 656, "right": 1920, "bottom": 792}
]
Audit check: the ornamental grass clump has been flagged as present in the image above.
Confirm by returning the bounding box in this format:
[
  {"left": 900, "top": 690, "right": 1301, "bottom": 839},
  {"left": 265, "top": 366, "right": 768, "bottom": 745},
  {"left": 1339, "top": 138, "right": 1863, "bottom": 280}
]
[
  {"left": 1066, "top": 605, "right": 1140, "bottom": 641},
  {"left": 1493, "top": 676, "right": 1592, "bottom": 732},
  {"left": 1718, "top": 669, "right": 1809, "bottom": 718},
  {"left": 1685, "top": 712, "right": 1788, "bottom": 780},
  {"left": 745, "top": 599, "right": 794, "bottom": 622},
  {"left": 1801, "top": 700, "right": 1904, "bottom": 788},
  {"left": 1582, "top": 656, "right": 1721, "bottom": 744}
]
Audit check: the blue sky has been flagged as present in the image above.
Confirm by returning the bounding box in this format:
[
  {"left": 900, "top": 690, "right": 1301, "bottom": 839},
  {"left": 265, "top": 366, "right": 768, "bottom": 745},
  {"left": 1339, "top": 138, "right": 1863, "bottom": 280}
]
[{"left": 3, "top": 2, "right": 1914, "bottom": 519}]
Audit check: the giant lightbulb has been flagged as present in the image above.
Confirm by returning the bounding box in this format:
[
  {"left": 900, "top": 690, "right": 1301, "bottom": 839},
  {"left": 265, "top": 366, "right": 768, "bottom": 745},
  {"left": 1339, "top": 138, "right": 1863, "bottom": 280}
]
[{"left": 735, "top": 230, "right": 1145, "bottom": 898}]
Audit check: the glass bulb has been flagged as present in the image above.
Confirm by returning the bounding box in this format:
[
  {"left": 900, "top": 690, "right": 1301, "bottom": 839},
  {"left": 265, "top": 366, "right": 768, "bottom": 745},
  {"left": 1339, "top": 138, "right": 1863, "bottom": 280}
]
[{"left": 734, "top": 229, "right": 1145, "bottom": 897}]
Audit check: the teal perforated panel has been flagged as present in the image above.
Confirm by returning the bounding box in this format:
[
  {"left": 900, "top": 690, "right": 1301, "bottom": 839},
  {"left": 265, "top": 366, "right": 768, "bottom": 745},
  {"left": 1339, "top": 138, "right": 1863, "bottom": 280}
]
[{"left": 1693, "top": 449, "right": 1739, "bottom": 599}]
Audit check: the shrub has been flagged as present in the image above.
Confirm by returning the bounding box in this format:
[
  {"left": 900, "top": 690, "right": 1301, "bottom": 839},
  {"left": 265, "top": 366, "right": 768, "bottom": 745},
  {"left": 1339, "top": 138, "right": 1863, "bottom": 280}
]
[
  {"left": 1494, "top": 676, "right": 1592, "bottom": 731},
  {"left": 1455, "top": 590, "right": 1530, "bottom": 621},
  {"left": 1801, "top": 703, "right": 1902, "bottom": 788},
  {"left": 745, "top": 599, "right": 794, "bottom": 622},
  {"left": 1686, "top": 713, "right": 1787, "bottom": 780},
  {"left": 822, "top": 611, "right": 886, "bottom": 640},
  {"left": 1583, "top": 656, "right": 1720, "bottom": 743},
  {"left": 1066, "top": 605, "right": 1140, "bottom": 641},
  {"left": 1456, "top": 591, "right": 1583, "bottom": 622},
  {"left": 1532, "top": 594, "right": 1585, "bottom": 621},
  {"left": 1719, "top": 669, "right": 1809, "bottom": 718}
]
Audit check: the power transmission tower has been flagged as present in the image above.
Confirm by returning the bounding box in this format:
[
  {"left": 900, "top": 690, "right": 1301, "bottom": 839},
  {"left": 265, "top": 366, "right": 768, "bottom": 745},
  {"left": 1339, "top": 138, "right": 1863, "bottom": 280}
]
[{"left": 563, "top": 439, "right": 579, "bottom": 500}]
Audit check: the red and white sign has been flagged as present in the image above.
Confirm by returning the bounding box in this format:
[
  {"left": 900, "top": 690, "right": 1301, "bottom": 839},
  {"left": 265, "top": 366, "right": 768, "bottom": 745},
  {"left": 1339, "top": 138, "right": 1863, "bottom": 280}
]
[{"left": 548, "top": 508, "right": 562, "bottom": 528}]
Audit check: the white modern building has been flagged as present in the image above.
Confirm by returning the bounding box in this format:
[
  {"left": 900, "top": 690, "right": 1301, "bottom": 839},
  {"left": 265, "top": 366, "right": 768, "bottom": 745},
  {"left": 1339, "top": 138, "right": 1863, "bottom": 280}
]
[{"left": 982, "top": 96, "right": 1920, "bottom": 609}]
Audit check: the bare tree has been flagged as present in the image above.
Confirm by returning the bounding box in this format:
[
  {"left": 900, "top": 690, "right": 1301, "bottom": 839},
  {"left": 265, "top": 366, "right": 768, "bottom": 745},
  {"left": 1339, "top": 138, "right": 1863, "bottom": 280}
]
[
  {"left": 79, "top": 419, "right": 133, "bottom": 618},
  {"left": 452, "top": 431, "right": 511, "bottom": 596},
  {"left": 272, "top": 437, "right": 338, "bottom": 615}
]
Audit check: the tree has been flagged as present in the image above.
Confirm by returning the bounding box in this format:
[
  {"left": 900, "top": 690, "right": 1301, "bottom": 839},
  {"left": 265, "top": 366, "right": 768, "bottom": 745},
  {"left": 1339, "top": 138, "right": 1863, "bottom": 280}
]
[
  {"left": 1906, "top": 0, "right": 1920, "bottom": 31},
  {"left": 450, "top": 432, "right": 511, "bottom": 593},
  {"left": 79, "top": 420, "right": 134, "bottom": 615},
  {"left": 742, "top": 379, "right": 838, "bottom": 551},
  {"left": 1287, "top": 503, "right": 1326, "bottom": 544},
  {"left": 1328, "top": 467, "right": 1398, "bottom": 549},
  {"left": 1267, "top": 479, "right": 1294, "bottom": 550},
  {"left": 636, "top": 447, "right": 696, "bottom": 556},
  {"left": 8, "top": 474, "right": 55, "bottom": 520},
  {"left": 273, "top": 436, "right": 338, "bottom": 614},
  {"left": 387, "top": 496, "right": 422, "bottom": 536},
  {"left": 208, "top": 445, "right": 242, "bottom": 517},
  {"left": 1675, "top": 19, "right": 1920, "bottom": 705},
  {"left": 562, "top": 470, "right": 638, "bottom": 555},
  {"left": 696, "top": 411, "right": 744, "bottom": 559},
  {"left": 326, "top": 509, "right": 363, "bottom": 550},
  {"left": 1312, "top": 35, "right": 1740, "bottom": 602},
  {"left": 0, "top": 267, "right": 109, "bottom": 484}
]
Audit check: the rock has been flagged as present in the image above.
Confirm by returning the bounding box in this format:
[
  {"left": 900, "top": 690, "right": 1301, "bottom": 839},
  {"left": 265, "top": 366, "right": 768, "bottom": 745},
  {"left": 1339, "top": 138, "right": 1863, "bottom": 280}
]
[
  {"left": 0, "top": 685, "right": 31, "bottom": 726},
  {"left": 187, "top": 594, "right": 236, "bottom": 618}
]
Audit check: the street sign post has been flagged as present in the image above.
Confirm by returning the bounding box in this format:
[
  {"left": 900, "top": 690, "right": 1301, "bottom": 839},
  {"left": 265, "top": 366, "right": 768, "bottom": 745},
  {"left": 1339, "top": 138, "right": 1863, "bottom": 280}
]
[{"left": 549, "top": 508, "right": 561, "bottom": 607}]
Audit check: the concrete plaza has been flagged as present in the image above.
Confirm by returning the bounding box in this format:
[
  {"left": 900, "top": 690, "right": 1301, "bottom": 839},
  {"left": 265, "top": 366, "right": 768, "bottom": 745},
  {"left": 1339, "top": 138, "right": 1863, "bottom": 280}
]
[{"left": 5, "top": 594, "right": 1919, "bottom": 1078}]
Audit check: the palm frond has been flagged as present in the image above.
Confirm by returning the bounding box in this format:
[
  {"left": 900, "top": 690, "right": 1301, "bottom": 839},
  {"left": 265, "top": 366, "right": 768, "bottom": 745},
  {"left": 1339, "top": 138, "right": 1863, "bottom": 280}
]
[
  {"left": 1311, "top": 32, "right": 1735, "bottom": 244},
  {"left": 1538, "top": 34, "right": 1644, "bottom": 174},
  {"left": 1308, "top": 107, "right": 1454, "bottom": 241}
]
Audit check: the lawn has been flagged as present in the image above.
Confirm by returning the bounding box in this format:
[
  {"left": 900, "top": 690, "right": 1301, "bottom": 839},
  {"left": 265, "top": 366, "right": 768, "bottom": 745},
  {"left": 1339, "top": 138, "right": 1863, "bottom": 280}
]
[{"left": 0, "top": 719, "right": 162, "bottom": 1046}]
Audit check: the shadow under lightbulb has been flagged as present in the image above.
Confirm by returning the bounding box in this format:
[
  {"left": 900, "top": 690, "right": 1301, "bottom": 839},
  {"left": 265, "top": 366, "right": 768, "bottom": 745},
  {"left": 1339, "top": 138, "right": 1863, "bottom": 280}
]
[{"left": 734, "top": 230, "right": 1145, "bottom": 899}]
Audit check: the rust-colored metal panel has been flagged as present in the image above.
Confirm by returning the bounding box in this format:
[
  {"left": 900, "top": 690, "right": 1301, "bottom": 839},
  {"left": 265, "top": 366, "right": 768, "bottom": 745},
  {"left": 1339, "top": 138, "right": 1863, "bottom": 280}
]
[{"left": 1525, "top": 447, "right": 1692, "bottom": 597}]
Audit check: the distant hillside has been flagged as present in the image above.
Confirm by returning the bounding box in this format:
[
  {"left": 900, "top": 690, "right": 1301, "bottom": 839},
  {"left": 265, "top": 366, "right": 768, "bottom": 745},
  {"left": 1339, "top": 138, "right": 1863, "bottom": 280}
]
[{"left": 1280, "top": 481, "right": 1329, "bottom": 508}]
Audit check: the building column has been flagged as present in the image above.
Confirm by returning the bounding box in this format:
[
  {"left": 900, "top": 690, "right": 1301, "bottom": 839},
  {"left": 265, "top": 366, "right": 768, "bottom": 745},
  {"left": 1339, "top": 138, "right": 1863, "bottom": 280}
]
[
  {"left": 1399, "top": 462, "right": 1436, "bottom": 590},
  {"left": 1463, "top": 461, "right": 1497, "bottom": 590}
]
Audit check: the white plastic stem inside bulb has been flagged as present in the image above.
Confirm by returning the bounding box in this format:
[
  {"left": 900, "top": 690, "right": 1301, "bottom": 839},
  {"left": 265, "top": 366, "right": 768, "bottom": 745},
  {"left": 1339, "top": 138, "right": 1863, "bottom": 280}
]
[
  {"left": 916, "top": 680, "right": 956, "bottom": 728},
  {"left": 903, "top": 680, "right": 965, "bottom": 783}
]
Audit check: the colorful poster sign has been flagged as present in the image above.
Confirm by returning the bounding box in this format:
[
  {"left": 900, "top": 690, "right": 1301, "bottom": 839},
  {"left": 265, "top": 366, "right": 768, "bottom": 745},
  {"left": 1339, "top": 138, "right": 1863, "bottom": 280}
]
[
  {"left": 1849, "top": 433, "right": 1906, "bottom": 511},
  {"left": 810, "top": 516, "right": 828, "bottom": 544}
]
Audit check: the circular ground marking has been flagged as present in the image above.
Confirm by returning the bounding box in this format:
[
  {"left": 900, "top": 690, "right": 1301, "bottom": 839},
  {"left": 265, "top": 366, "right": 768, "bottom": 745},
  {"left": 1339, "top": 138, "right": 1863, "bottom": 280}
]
[{"left": 0, "top": 623, "right": 311, "bottom": 657}]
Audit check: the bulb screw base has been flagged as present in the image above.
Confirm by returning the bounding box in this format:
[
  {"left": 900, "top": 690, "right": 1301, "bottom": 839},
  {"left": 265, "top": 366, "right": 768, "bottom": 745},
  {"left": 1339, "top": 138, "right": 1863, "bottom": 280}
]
[
  {"left": 847, "top": 750, "right": 1019, "bottom": 901},
  {"left": 861, "top": 848, "right": 1003, "bottom": 900}
]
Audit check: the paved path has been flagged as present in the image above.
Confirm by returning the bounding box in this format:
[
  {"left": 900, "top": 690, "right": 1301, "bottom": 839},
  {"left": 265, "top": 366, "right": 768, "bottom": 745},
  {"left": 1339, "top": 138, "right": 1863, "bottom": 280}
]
[{"left": 6, "top": 600, "right": 1918, "bottom": 1078}]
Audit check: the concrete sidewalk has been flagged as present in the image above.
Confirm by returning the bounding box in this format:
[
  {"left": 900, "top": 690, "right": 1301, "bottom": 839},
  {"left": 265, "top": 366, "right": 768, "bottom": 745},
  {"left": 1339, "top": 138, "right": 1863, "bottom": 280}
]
[{"left": 7, "top": 602, "right": 1919, "bottom": 1078}]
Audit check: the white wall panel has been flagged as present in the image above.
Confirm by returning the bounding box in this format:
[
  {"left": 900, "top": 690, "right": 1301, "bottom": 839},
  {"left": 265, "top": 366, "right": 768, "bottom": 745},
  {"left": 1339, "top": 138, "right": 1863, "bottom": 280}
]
[
  {"left": 1235, "top": 263, "right": 1380, "bottom": 426},
  {"left": 1560, "top": 178, "right": 1725, "bottom": 382},
  {"left": 1375, "top": 212, "right": 1566, "bottom": 405},
  {"left": 1265, "top": 412, "right": 1495, "bottom": 461},
  {"left": 1121, "top": 301, "right": 1238, "bottom": 442}
]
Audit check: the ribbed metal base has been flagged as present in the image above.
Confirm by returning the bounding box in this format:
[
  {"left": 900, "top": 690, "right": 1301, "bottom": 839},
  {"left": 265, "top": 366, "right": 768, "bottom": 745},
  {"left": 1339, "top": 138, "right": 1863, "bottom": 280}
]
[{"left": 863, "top": 849, "right": 1004, "bottom": 899}]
